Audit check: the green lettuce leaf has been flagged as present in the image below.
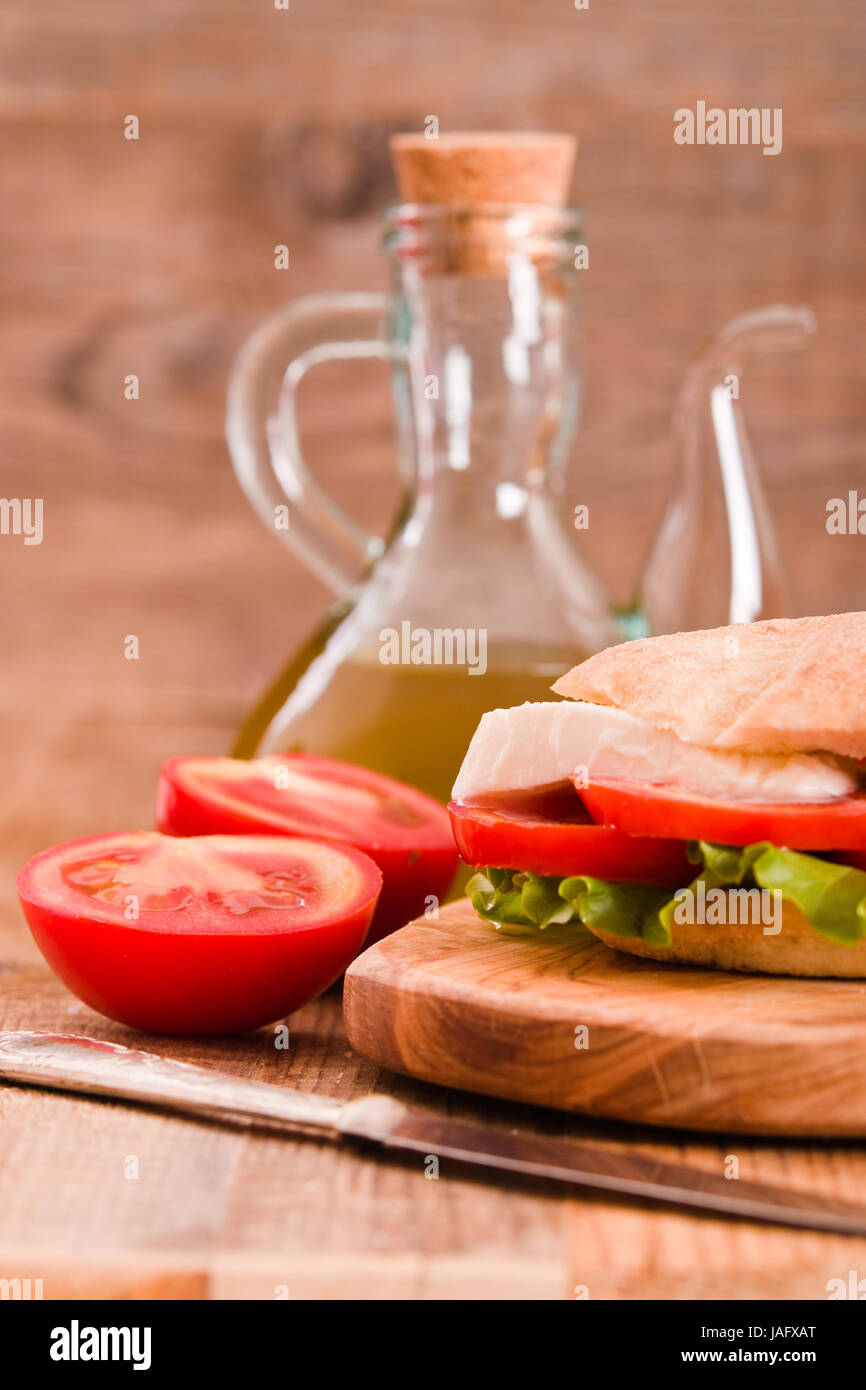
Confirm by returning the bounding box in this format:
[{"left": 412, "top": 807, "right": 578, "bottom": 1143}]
[
  {"left": 468, "top": 842, "right": 866, "bottom": 949},
  {"left": 466, "top": 868, "right": 670, "bottom": 943},
  {"left": 708, "top": 842, "right": 866, "bottom": 946}
]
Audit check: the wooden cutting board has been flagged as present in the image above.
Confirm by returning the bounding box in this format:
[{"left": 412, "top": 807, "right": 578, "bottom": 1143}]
[{"left": 343, "top": 899, "right": 866, "bottom": 1136}]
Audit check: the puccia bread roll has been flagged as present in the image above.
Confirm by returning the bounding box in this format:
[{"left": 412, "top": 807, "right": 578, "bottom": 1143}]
[
  {"left": 585, "top": 901, "right": 866, "bottom": 980},
  {"left": 449, "top": 614, "right": 866, "bottom": 979},
  {"left": 552, "top": 612, "right": 866, "bottom": 759}
]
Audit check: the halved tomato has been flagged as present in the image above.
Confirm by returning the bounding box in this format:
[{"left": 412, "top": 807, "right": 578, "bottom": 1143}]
[
  {"left": 448, "top": 786, "right": 692, "bottom": 886},
  {"left": 580, "top": 778, "right": 866, "bottom": 852},
  {"left": 156, "top": 754, "right": 458, "bottom": 942},
  {"left": 17, "top": 832, "right": 382, "bottom": 1035}
]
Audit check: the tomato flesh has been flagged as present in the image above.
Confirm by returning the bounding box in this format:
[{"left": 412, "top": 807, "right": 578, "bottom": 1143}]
[
  {"left": 580, "top": 778, "right": 866, "bottom": 852},
  {"left": 156, "top": 754, "right": 458, "bottom": 942},
  {"left": 448, "top": 786, "right": 693, "bottom": 886},
  {"left": 17, "top": 832, "right": 382, "bottom": 1035}
]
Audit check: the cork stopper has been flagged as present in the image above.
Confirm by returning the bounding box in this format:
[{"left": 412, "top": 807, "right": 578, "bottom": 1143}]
[{"left": 390, "top": 131, "right": 577, "bottom": 208}]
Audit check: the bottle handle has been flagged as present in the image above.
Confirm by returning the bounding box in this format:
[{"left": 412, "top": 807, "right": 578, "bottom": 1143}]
[
  {"left": 676, "top": 305, "right": 816, "bottom": 625},
  {"left": 226, "top": 292, "right": 393, "bottom": 597},
  {"left": 640, "top": 305, "right": 816, "bottom": 636}
]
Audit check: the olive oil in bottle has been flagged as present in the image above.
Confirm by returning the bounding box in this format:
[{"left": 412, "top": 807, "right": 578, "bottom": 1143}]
[
  {"left": 227, "top": 135, "right": 620, "bottom": 804},
  {"left": 234, "top": 627, "right": 583, "bottom": 805}
]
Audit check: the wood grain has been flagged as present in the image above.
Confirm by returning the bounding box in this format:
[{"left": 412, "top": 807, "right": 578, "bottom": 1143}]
[
  {"left": 1, "top": 0, "right": 866, "bottom": 1300},
  {"left": 344, "top": 900, "right": 866, "bottom": 1135},
  {"left": 5, "top": 954, "right": 866, "bottom": 1300}
]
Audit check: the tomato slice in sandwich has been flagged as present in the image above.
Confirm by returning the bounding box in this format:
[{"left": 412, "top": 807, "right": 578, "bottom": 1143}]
[
  {"left": 17, "top": 831, "right": 381, "bottom": 1035},
  {"left": 580, "top": 778, "right": 866, "bottom": 852},
  {"left": 448, "top": 786, "right": 692, "bottom": 886},
  {"left": 156, "top": 754, "right": 458, "bottom": 942}
]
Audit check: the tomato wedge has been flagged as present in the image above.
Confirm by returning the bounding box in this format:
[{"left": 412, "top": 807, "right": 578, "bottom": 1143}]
[
  {"left": 156, "top": 754, "right": 458, "bottom": 943},
  {"left": 580, "top": 778, "right": 866, "bottom": 852},
  {"left": 448, "top": 787, "right": 693, "bottom": 886},
  {"left": 17, "top": 832, "right": 381, "bottom": 1035}
]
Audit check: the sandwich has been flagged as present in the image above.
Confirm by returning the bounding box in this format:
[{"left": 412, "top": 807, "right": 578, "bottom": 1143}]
[{"left": 448, "top": 613, "right": 866, "bottom": 978}]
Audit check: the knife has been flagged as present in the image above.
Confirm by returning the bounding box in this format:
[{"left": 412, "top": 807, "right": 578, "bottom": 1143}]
[{"left": 3, "top": 1029, "right": 865, "bottom": 1238}]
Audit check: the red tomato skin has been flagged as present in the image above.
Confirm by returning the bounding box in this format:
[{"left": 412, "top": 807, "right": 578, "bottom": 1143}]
[
  {"left": 21, "top": 899, "right": 373, "bottom": 1035},
  {"left": 156, "top": 756, "right": 459, "bottom": 943},
  {"left": 448, "top": 798, "right": 692, "bottom": 886},
  {"left": 581, "top": 778, "right": 866, "bottom": 852},
  {"left": 17, "top": 833, "right": 380, "bottom": 1035}
]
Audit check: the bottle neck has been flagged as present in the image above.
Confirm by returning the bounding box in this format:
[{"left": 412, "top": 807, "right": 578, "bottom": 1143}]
[{"left": 389, "top": 254, "right": 580, "bottom": 499}]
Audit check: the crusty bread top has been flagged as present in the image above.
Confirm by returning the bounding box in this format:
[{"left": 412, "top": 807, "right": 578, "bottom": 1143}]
[{"left": 551, "top": 613, "right": 866, "bottom": 758}]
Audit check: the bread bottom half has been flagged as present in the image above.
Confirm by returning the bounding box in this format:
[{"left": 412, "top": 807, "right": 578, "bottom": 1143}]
[{"left": 586, "top": 895, "right": 866, "bottom": 978}]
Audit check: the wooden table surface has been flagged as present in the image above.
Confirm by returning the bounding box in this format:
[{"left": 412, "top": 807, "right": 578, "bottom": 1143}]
[
  {"left": 2, "top": 0, "right": 866, "bottom": 1301},
  {"left": 2, "top": 692, "right": 866, "bottom": 1302}
]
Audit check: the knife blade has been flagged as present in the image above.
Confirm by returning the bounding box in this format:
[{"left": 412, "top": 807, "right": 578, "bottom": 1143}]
[{"left": 3, "top": 1029, "right": 865, "bottom": 1238}]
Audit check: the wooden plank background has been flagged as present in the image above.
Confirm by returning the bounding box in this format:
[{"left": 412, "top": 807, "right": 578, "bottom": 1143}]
[{"left": 1, "top": 0, "right": 865, "bottom": 1299}]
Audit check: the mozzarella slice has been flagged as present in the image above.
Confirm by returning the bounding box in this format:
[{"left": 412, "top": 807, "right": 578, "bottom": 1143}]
[{"left": 451, "top": 701, "right": 858, "bottom": 804}]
